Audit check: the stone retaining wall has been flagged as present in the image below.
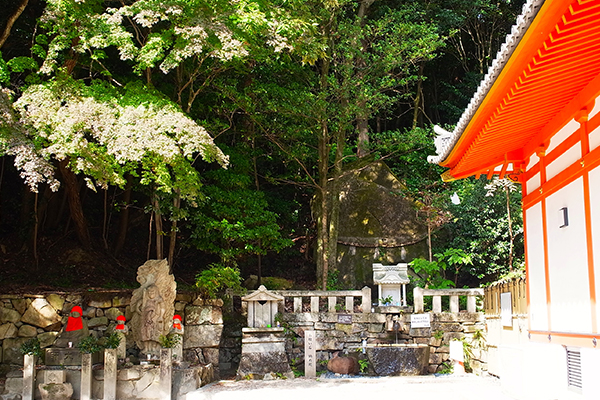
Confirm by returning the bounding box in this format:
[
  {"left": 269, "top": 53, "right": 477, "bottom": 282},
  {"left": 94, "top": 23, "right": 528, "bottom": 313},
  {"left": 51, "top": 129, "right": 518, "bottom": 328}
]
[
  {"left": 0, "top": 291, "right": 234, "bottom": 377},
  {"left": 279, "top": 311, "right": 486, "bottom": 374}
]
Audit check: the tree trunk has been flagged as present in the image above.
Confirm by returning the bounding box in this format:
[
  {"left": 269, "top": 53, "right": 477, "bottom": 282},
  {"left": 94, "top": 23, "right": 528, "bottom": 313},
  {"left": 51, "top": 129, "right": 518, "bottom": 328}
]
[
  {"left": 167, "top": 189, "right": 180, "bottom": 270},
  {"left": 412, "top": 63, "right": 425, "bottom": 130},
  {"left": 59, "top": 158, "right": 92, "bottom": 249},
  {"left": 114, "top": 174, "right": 133, "bottom": 255},
  {"left": 0, "top": 0, "right": 29, "bottom": 48},
  {"left": 153, "top": 195, "right": 163, "bottom": 260},
  {"left": 356, "top": 116, "right": 369, "bottom": 158}
]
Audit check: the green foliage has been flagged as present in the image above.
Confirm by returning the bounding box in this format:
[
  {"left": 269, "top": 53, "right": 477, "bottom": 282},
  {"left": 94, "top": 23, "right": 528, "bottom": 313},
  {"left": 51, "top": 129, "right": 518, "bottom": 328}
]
[
  {"left": 195, "top": 264, "right": 243, "bottom": 299},
  {"left": 158, "top": 333, "right": 181, "bottom": 349},
  {"left": 326, "top": 270, "right": 343, "bottom": 291},
  {"left": 103, "top": 332, "right": 122, "bottom": 350},
  {"left": 20, "top": 337, "right": 43, "bottom": 358},
  {"left": 379, "top": 296, "right": 394, "bottom": 306},
  {"left": 77, "top": 335, "right": 103, "bottom": 354},
  {"left": 261, "top": 277, "right": 293, "bottom": 290},
  {"left": 358, "top": 359, "right": 369, "bottom": 374},
  {"left": 433, "top": 330, "right": 444, "bottom": 340}
]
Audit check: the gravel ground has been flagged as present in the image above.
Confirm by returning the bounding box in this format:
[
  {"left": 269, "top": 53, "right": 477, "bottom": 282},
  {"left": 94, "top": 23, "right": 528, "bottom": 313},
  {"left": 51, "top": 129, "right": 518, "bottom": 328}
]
[{"left": 185, "top": 374, "right": 518, "bottom": 400}]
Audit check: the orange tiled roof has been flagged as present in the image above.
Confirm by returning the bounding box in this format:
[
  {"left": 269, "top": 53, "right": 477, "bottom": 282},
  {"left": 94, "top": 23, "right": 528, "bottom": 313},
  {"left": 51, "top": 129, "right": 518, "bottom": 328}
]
[{"left": 430, "top": 0, "right": 600, "bottom": 181}]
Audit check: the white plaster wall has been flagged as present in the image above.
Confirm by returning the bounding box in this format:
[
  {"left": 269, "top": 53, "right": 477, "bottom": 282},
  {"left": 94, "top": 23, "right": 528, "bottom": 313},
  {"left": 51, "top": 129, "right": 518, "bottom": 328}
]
[
  {"left": 581, "top": 347, "right": 600, "bottom": 399},
  {"left": 527, "top": 153, "right": 540, "bottom": 171},
  {"left": 526, "top": 172, "right": 541, "bottom": 194},
  {"left": 588, "top": 95, "right": 600, "bottom": 120},
  {"left": 525, "top": 203, "right": 548, "bottom": 331},
  {"left": 546, "top": 144, "right": 582, "bottom": 181},
  {"left": 546, "top": 177, "right": 592, "bottom": 333},
  {"left": 589, "top": 124, "right": 600, "bottom": 152},
  {"left": 547, "top": 119, "right": 579, "bottom": 154},
  {"left": 499, "top": 342, "right": 568, "bottom": 400},
  {"left": 588, "top": 166, "right": 600, "bottom": 326}
]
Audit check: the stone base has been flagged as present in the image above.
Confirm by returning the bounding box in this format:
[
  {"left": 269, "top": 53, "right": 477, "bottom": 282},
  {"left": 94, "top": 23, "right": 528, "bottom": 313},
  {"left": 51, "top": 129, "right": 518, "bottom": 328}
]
[
  {"left": 366, "top": 344, "right": 430, "bottom": 376},
  {"left": 237, "top": 329, "right": 293, "bottom": 379},
  {"left": 45, "top": 349, "right": 102, "bottom": 366},
  {"left": 38, "top": 382, "right": 74, "bottom": 400}
]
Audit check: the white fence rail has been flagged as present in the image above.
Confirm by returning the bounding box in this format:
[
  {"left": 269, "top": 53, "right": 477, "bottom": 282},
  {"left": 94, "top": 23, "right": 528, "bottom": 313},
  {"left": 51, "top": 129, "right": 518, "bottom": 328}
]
[{"left": 413, "top": 287, "right": 483, "bottom": 313}]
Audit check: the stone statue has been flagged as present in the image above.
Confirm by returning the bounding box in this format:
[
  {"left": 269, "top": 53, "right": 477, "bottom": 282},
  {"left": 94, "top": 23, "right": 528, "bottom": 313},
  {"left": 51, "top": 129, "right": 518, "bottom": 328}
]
[
  {"left": 55, "top": 306, "right": 89, "bottom": 348},
  {"left": 130, "top": 259, "right": 176, "bottom": 357}
]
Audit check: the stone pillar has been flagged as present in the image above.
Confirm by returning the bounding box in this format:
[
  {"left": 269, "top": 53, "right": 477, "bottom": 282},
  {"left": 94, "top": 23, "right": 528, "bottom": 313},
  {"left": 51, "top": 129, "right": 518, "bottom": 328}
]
[
  {"left": 80, "top": 353, "right": 92, "bottom": 400},
  {"left": 450, "top": 295, "right": 459, "bottom": 313},
  {"left": 304, "top": 330, "right": 316, "bottom": 378},
  {"left": 22, "top": 354, "right": 35, "bottom": 400},
  {"left": 413, "top": 287, "right": 424, "bottom": 313},
  {"left": 104, "top": 348, "right": 118, "bottom": 400},
  {"left": 159, "top": 348, "right": 173, "bottom": 400}
]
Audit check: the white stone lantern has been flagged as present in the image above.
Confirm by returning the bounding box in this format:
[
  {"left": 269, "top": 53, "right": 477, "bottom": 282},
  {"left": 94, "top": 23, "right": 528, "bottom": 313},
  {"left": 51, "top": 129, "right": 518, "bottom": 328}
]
[
  {"left": 242, "top": 285, "right": 283, "bottom": 328},
  {"left": 373, "top": 263, "right": 410, "bottom": 306}
]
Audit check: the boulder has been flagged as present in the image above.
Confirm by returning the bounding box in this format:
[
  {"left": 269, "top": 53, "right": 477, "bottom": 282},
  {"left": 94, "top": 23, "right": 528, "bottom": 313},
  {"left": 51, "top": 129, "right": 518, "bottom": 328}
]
[
  {"left": 21, "top": 299, "right": 61, "bottom": 328},
  {"left": 0, "top": 307, "right": 21, "bottom": 324},
  {"left": 0, "top": 323, "right": 18, "bottom": 339},
  {"left": 327, "top": 352, "right": 359, "bottom": 375}
]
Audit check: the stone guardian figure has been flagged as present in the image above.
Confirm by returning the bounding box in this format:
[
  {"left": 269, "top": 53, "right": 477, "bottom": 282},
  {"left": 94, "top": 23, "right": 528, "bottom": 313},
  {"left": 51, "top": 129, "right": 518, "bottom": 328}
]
[{"left": 130, "top": 259, "right": 176, "bottom": 358}]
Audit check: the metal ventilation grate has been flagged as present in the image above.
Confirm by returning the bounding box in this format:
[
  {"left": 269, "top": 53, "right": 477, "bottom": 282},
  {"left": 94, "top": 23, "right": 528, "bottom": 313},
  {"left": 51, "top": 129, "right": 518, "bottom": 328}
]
[{"left": 566, "top": 347, "right": 582, "bottom": 392}]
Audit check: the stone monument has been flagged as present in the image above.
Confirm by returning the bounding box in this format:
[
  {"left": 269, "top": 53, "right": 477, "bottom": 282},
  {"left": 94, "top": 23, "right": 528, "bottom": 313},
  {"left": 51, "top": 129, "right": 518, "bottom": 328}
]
[
  {"left": 237, "top": 286, "right": 293, "bottom": 379},
  {"left": 130, "top": 259, "right": 176, "bottom": 358}
]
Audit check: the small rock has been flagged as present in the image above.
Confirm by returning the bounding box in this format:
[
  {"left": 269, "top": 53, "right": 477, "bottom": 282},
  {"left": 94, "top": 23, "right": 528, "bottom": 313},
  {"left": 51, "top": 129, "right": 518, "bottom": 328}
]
[
  {"left": 87, "top": 317, "right": 108, "bottom": 328},
  {"left": 18, "top": 325, "right": 38, "bottom": 338}
]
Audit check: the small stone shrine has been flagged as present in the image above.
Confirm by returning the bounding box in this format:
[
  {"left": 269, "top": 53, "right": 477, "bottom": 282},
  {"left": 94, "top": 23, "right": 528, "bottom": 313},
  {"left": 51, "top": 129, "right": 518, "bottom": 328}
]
[
  {"left": 130, "top": 259, "right": 177, "bottom": 358},
  {"left": 45, "top": 306, "right": 90, "bottom": 366},
  {"left": 373, "top": 263, "right": 410, "bottom": 307},
  {"left": 237, "top": 285, "right": 293, "bottom": 379}
]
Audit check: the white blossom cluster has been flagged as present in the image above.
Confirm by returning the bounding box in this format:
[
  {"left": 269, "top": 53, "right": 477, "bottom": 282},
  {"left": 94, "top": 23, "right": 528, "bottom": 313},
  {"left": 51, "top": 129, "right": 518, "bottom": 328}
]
[
  {"left": 0, "top": 88, "right": 60, "bottom": 192},
  {"left": 12, "top": 82, "right": 227, "bottom": 190},
  {"left": 41, "top": 0, "right": 310, "bottom": 76}
]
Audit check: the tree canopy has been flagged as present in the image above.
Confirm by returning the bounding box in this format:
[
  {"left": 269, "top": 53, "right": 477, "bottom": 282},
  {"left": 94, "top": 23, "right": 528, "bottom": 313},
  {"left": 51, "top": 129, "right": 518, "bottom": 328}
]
[{"left": 0, "top": 0, "right": 526, "bottom": 290}]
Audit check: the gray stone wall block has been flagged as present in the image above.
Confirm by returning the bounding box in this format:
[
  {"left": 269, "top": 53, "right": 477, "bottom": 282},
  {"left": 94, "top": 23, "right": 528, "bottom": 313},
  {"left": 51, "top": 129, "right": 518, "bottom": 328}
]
[
  {"left": 0, "top": 307, "right": 21, "bottom": 324},
  {"left": 183, "top": 325, "right": 224, "bottom": 348},
  {"left": 0, "top": 323, "right": 18, "bottom": 339},
  {"left": 184, "top": 306, "right": 223, "bottom": 325}
]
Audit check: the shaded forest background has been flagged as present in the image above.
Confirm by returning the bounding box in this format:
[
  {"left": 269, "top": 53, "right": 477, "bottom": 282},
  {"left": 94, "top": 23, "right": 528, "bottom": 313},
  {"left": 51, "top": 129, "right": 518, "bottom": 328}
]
[{"left": 0, "top": 0, "right": 525, "bottom": 292}]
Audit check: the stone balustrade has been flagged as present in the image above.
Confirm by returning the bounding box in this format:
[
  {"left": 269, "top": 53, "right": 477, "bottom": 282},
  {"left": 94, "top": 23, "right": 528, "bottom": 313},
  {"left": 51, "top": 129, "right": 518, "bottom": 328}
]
[
  {"left": 274, "top": 287, "right": 372, "bottom": 314},
  {"left": 413, "top": 287, "right": 484, "bottom": 314}
]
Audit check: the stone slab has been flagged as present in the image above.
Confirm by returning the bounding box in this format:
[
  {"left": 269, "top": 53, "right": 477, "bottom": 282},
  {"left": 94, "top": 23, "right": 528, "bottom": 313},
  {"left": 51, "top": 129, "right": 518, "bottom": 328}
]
[
  {"left": 183, "top": 325, "right": 223, "bottom": 349},
  {"left": 185, "top": 306, "right": 223, "bottom": 325}
]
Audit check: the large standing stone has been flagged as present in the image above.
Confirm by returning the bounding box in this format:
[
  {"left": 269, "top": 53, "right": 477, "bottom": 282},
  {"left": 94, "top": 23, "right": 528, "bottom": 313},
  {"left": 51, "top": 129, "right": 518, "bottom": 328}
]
[
  {"left": 21, "top": 299, "right": 61, "bottom": 328},
  {"left": 130, "top": 259, "right": 176, "bottom": 357}
]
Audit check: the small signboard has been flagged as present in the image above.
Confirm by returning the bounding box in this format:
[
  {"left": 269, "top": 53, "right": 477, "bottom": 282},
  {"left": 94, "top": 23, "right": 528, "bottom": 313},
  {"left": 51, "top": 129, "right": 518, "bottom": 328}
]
[
  {"left": 304, "top": 330, "right": 316, "bottom": 378},
  {"left": 337, "top": 314, "right": 352, "bottom": 324},
  {"left": 410, "top": 313, "right": 431, "bottom": 328},
  {"left": 501, "top": 292, "right": 513, "bottom": 327}
]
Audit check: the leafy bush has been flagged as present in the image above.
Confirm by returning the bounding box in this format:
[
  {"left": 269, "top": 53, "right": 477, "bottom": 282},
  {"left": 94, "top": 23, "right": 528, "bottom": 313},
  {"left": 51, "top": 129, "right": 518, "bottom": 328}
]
[
  {"left": 78, "top": 335, "right": 103, "bottom": 354},
  {"left": 195, "top": 264, "right": 243, "bottom": 298},
  {"left": 103, "top": 331, "right": 122, "bottom": 349},
  {"left": 158, "top": 333, "right": 181, "bottom": 349},
  {"left": 20, "top": 338, "right": 42, "bottom": 358}
]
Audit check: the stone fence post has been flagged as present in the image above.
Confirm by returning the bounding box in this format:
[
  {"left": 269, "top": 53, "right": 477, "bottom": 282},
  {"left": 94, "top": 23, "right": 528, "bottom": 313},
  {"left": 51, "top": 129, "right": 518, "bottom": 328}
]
[
  {"left": 81, "top": 353, "right": 93, "bottom": 400},
  {"left": 22, "top": 354, "right": 35, "bottom": 400},
  {"left": 413, "top": 287, "right": 424, "bottom": 313}
]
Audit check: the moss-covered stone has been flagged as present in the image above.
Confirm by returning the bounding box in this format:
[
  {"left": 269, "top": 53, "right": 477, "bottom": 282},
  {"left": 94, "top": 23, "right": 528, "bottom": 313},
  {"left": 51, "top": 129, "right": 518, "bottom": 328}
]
[{"left": 333, "top": 160, "right": 429, "bottom": 288}]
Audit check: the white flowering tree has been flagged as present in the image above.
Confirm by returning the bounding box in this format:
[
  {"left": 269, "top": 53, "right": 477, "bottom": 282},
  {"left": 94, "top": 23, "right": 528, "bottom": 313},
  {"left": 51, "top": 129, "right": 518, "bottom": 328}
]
[
  {"left": 1, "top": 0, "right": 317, "bottom": 266},
  {"left": 1, "top": 76, "right": 227, "bottom": 259}
]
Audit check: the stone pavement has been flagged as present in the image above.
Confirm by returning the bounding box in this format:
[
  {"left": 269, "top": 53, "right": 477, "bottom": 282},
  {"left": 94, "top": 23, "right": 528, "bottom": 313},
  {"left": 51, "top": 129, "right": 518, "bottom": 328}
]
[{"left": 185, "top": 374, "right": 518, "bottom": 400}]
